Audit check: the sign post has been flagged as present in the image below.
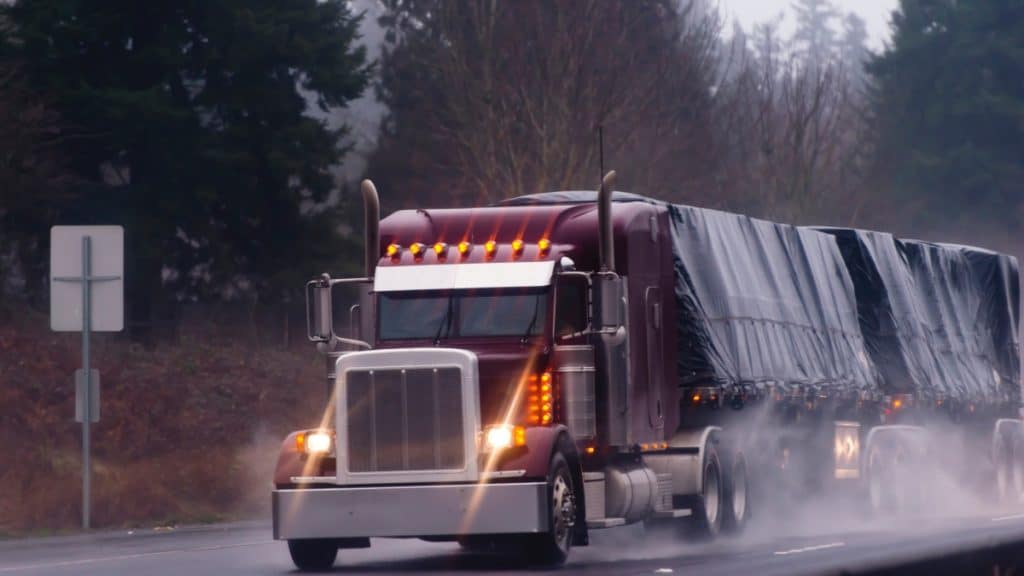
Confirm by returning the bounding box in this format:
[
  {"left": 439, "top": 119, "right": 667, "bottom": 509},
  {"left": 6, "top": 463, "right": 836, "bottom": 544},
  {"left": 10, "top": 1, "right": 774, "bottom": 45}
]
[{"left": 50, "top": 226, "right": 124, "bottom": 529}]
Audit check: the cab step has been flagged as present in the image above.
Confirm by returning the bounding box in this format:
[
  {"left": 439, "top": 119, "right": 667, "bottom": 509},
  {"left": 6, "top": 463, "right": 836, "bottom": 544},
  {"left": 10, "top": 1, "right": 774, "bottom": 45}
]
[
  {"left": 586, "top": 517, "right": 627, "bottom": 529},
  {"left": 652, "top": 508, "right": 693, "bottom": 519}
]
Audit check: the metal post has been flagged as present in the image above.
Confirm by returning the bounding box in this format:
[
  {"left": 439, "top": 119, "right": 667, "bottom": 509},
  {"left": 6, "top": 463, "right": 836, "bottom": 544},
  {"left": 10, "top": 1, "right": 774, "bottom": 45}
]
[{"left": 81, "top": 236, "right": 91, "bottom": 530}]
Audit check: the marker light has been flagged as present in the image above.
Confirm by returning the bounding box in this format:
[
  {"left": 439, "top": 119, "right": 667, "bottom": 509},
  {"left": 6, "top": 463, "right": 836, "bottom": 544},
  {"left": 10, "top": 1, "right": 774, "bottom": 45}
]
[
  {"left": 433, "top": 242, "right": 448, "bottom": 258},
  {"left": 511, "top": 238, "right": 524, "bottom": 255},
  {"left": 386, "top": 244, "right": 401, "bottom": 258},
  {"left": 538, "top": 238, "right": 551, "bottom": 254},
  {"left": 527, "top": 372, "right": 555, "bottom": 424},
  {"left": 484, "top": 240, "right": 497, "bottom": 257},
  {"left": 458, "top": 241, "right": 472, "bottom": 256},
  {"left": 409, "top": 242, "right": 425, "bottom": 258}
]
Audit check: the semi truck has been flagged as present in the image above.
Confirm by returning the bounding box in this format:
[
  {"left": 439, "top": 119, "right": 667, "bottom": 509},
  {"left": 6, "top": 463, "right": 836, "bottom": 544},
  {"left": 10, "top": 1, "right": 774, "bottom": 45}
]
[{"left": 271, "top": 173, "right": 1022, "bottom": 571}]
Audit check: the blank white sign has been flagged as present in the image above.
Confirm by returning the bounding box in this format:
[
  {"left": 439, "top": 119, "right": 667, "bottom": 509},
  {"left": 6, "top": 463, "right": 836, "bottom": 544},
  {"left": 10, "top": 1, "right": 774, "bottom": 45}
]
[{"left": 50, "top": 226, "right": 124, "bottom": 332}]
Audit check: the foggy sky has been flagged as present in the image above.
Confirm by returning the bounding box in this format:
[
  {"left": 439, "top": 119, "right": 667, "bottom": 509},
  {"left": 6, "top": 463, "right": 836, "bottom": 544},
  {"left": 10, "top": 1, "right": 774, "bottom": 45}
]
[{"left": 725, "top": 0, "right": 898, "bottom": 49}]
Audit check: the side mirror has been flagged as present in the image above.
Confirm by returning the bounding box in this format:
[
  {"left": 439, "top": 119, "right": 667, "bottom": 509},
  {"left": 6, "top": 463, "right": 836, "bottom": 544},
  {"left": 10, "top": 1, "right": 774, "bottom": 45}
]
[
  {"left": 307, "top": 274, "right": 334, "bottom": 342},
  {"left": 592, "top": 273, "right": 622, "bottom": 329}
]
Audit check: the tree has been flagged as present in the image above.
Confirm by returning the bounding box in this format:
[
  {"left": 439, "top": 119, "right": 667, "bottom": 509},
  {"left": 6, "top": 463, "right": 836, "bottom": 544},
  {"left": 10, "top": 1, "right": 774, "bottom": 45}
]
[
  {"left": 1, "top": 0, "right": 371, "bottom": 334},
  {"left": 838, "top": 13, "right": 869, "bottom": 87},
  {"left": 0, "top": 59, "right": 75, "bottom": 303},
  {"left": 368, "top": 0, "right": 722, "bottom": 207},
  {"left": 868, "top": 0, "right": 1024, "bottom": 245},
  {"left": 791, "top": 0, "right": 840, "bottom": 70}
]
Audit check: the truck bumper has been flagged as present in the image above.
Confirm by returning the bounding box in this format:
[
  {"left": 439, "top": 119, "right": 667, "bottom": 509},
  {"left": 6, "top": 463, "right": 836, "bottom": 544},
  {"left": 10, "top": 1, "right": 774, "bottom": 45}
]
[{"left": 272, "top": 482, "right": 549, "bottom": 540}]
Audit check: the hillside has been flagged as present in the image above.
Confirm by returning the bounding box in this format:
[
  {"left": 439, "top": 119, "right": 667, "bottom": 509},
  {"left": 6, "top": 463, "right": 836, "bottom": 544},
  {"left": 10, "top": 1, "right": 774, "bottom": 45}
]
[{"left": 0, "top": 305, "right": 327, "bottom": 535}]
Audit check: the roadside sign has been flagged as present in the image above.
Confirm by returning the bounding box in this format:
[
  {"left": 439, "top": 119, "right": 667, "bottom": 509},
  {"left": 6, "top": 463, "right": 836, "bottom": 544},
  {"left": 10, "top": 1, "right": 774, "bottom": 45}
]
[
  {"left": 50, "top": 225, "right": 124, "bottom": 530},
  {"left": 75, "top": 369, "right": 100, "bottom": 423},
  {"left": 50, "top": 225, "right": 124, "bottom": 332}
]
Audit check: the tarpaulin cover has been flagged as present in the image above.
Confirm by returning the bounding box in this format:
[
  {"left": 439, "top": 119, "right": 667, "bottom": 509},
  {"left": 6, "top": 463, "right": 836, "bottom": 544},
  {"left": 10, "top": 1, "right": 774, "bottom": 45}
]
[
  {"left": 821, "top": 228, "right": 1020, "bottom": 404},
  {"left": 503, "top": 192, "right": 879, "bottom": 393}
]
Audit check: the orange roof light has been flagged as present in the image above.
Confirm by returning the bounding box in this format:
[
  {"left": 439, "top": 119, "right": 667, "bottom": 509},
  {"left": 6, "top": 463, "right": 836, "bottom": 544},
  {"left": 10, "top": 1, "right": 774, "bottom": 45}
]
[
  {"left": 433, "top": 242, "right": 448, "bottom": 258},
  {"left": 386, "top": 243, "right": 401, "bottom": 258},
  {"left": 511, "top": 238, "right": 524, "bottom": 255},
  {"left": 458, "top": 241, "right": 472, "bottom": 256},
  {"left": 484, "top": 240, "right": 497, "bottom": 257},
  {"left": 409, "top": 242, "right": 425, "bottom": 258},
  {"left": 538, "top": 238, "right": 551, "bottom": 254}
]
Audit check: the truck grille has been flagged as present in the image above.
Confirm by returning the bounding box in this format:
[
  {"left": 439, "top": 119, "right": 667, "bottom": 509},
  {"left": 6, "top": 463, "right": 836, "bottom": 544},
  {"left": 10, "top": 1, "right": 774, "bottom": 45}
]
[{"left": 345, "top": 367, "right": 465, "bottom": 472}]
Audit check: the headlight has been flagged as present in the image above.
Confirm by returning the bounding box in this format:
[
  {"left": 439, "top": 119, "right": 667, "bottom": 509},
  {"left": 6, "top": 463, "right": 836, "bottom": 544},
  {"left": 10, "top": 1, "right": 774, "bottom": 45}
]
[
  {"left": 481, "top": 424, "right": 526, "bottom": 452},
  {"left": 296, "top": 430, "right": 334, "bottom": 456}
]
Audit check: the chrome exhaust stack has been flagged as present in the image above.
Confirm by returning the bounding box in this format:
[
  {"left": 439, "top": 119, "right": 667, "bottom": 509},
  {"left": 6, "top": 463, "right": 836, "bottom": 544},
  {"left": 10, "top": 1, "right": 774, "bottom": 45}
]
[
  {"left": 361, "top": 179, "right": 381, "bottom": 278},
  {"left": 597, "top": 171, "right": 617, "bottom": 273}
]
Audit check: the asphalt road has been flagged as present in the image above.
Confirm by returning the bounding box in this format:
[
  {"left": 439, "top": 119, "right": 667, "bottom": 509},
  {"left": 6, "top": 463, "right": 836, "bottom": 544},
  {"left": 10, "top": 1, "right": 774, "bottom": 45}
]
[{"left": 3, "top": 508, "right": 1024, "bottom": 575}]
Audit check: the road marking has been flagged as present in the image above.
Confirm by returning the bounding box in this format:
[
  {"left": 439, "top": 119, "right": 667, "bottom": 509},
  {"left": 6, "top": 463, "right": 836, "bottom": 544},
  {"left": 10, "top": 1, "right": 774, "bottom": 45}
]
[
  {"left": 654, "top": 570, "right": 674, "bottom": 574},
  {"left": 773, "top": 542, "right": 845, "bottom": 556},
  {"left": 0, "top": 540, "right": 270, "bottom": 573},
  {"left": 991, "top": 513, "right": 1024, "bottom": 523}
]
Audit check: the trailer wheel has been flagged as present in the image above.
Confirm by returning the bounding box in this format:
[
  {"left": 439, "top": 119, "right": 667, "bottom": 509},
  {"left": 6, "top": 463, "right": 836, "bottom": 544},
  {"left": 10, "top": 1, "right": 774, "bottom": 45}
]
[
  {"left": 287, "top": 539, "right": 338, "bottom": 572},
  {"left": 688, "top": 442, "right": 723, "bottom": 538},
  {"left": 523, "top": 451, "right": 576, "bottom": 566},
  {"left": 722, "top": 450, "right": 749, "bottom": 533}
]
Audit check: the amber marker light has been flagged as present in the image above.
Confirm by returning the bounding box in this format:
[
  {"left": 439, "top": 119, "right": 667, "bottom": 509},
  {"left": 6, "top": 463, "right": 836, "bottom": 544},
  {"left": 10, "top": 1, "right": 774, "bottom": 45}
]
[
  {"left": 585, "top": 445, "right": 596, "bottom": 455},
  {"left": 433, "top": 242, "right": 448, "bottom": 258},
  {"left": 692, "top": 393, "right": 702, "bottom": 404},
  {"left": 511, "top": 238, "right": 524, "bottom": 255},
  {"left": 409, "top": 242, "right": 425, "bottom": 258},
  {"left": 458, "top": 241, "right": 472, "bottom": 256},
  {"left": 386, "top": 243, "right": 401, "bottom": 259},
  {"left": 538, "top": 237, "right": 551, "bottom": 254},
  {"left": 484, "top": 240, "right": 497, "bottom": 257}
]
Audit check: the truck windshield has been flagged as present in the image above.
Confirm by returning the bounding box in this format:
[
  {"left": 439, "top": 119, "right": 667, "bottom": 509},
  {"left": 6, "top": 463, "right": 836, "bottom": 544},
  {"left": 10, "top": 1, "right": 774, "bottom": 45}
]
[{"left": 378, "top": 288, "right": 548, "bottom": 341}]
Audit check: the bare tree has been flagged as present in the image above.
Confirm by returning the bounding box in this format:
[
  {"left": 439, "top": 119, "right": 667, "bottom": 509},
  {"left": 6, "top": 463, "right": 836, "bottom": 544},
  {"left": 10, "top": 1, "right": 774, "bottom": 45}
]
[{"left": 370, "top": 0, "right": 723, "bottom": 206}]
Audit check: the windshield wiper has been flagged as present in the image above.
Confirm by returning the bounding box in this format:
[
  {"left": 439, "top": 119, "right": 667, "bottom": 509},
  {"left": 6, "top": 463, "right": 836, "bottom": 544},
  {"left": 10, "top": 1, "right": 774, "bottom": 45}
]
[
  {"left": 433, "top": 295, "right": 454, "bottom": 344},
  {"left": 520, "top": 295, "right": 541, "bottom": 344}
]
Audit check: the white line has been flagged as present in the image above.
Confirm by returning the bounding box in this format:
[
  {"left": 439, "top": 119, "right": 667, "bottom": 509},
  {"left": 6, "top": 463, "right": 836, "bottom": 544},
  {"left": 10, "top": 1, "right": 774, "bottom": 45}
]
[
  {"left": 0, "top": 540, "right": 270, "bottom": 573},
  {"left": 992, "top": 513, "right": 1024, "bottom": 523},
  {"left": 773, "top": 542, "right": 845, "bottom": 556}
]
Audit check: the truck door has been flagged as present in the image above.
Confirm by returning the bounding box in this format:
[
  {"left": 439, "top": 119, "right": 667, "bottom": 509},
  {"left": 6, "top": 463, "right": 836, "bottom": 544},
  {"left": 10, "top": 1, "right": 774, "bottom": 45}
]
[{"left": 645, "top": 286, "right": 665, "bottom": 429}]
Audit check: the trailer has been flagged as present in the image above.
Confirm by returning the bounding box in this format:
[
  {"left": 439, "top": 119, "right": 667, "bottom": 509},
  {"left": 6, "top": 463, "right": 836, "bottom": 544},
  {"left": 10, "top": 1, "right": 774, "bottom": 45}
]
[{"left": 271, "top": 175, "right": 1022, "bottom": 570}]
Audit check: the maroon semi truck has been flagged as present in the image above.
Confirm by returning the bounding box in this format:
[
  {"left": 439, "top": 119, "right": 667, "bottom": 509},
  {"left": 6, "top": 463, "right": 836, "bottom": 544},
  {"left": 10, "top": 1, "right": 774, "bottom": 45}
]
[{"left": 272, "top": 174, "right": 1023, "bottom": 570}]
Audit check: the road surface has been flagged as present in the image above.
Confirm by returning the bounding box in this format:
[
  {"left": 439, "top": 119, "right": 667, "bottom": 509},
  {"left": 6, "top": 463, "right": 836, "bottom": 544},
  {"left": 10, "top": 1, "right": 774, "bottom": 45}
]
[{"left": 2, "top": 510, "right": 1024, "bottom": 575}]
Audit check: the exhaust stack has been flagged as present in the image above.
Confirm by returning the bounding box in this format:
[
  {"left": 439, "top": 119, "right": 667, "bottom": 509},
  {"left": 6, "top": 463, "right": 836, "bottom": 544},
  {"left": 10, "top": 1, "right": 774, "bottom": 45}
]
[
  {"left": 361, "top": 179, "right": 381, "bottom": 278},
  {"left": 598, "top": 170, "right": 617, "bottom": 272}
]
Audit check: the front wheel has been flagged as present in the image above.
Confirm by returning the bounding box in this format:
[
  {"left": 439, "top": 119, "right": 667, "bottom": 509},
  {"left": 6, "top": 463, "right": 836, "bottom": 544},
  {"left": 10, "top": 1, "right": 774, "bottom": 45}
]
[
  {"left": 523, "top": 451, "right": 576, "bottom": 566},
  {"left": 288, "top": 539, "right": 338, "bottom": 572}
]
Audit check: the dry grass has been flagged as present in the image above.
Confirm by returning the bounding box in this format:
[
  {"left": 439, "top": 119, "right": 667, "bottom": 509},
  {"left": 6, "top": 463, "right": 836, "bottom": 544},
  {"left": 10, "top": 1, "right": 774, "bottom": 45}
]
[{"left": 0, "top": 305, "right": 329, "bottom": 536}]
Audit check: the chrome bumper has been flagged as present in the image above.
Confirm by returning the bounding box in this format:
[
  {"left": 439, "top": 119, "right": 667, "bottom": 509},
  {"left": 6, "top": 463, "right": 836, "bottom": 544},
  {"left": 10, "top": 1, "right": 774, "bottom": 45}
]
[{"left": 272, "top": 482, "right": 549, "bottom": 540}]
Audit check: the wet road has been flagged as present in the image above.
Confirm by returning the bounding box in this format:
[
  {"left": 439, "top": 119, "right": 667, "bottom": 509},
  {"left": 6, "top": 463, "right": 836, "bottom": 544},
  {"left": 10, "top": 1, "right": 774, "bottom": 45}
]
[{"left": 2, "top": 509, "right": 1024, "bottom": 576}]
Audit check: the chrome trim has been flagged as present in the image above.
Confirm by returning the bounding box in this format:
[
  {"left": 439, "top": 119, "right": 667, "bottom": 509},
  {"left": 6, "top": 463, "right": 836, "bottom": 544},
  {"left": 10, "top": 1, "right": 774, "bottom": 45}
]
[
  {"left": 335, "top": 348, "right": 481, "bottom": 485},
  {"left": 272, "top": 482, "right": 548, "bottom": 539},
  {"left": 374, "top": 261, "right": 555, "bottom": 292},
  {"left": 290, "top": 476, "right": 335, "bottom": 484},
  {"left": 482, "top": 469, "right": 527, "bottom": 479}
]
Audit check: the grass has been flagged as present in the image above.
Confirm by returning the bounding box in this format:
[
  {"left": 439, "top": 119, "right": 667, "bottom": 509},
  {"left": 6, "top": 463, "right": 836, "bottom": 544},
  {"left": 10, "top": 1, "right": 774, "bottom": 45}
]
[{"left": 0, "top": 304, "right": 329, "bottom": 536}]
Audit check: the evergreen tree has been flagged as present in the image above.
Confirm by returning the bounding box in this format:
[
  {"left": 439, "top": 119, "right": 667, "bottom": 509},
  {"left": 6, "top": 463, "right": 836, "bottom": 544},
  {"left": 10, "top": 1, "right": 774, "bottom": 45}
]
[
  {"left": 839, "top": 13, "right": 869, "bottom": 80},
  {"left": 1, "top": 0, "right": 371, "bottom": 333},
  {"left": 869, "top": 0, "right": 1024, "bottom": 243},
  {"left": 791, "top": 0, "right": 840, "bottom": 69}
]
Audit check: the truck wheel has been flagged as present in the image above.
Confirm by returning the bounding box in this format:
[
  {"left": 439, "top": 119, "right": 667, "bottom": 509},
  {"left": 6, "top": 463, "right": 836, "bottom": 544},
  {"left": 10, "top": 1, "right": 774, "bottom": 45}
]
[
  {"left": 688, "top": 442, "right": 723, "bottom": 538},
  {"left": 722, "top": 450, "right": 749, "bottom": 533},
  {"left": 994, "top": 433, "right": 1015, "bottom": 503},
  {"left": 523, "top": 451, "right": 576, "bottom": 566},
  {"left": 287, "top": 539, "right": 338, "bottom": 572}
]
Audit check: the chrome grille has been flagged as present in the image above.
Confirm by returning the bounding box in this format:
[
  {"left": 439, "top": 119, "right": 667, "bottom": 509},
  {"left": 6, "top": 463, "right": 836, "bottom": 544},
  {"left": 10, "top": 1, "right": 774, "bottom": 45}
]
[{"left": 346, "top": 367, "right": 465, "bottom": 472}]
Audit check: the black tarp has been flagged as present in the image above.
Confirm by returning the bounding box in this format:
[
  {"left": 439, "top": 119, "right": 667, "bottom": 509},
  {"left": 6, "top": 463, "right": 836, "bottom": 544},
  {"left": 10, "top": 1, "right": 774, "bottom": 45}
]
[
  {"left": 503, "top": 192, "right": 879, "bottom": 394},
  {"left": 817, "top": 229, "right": 1020, "bottom": 405}
]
